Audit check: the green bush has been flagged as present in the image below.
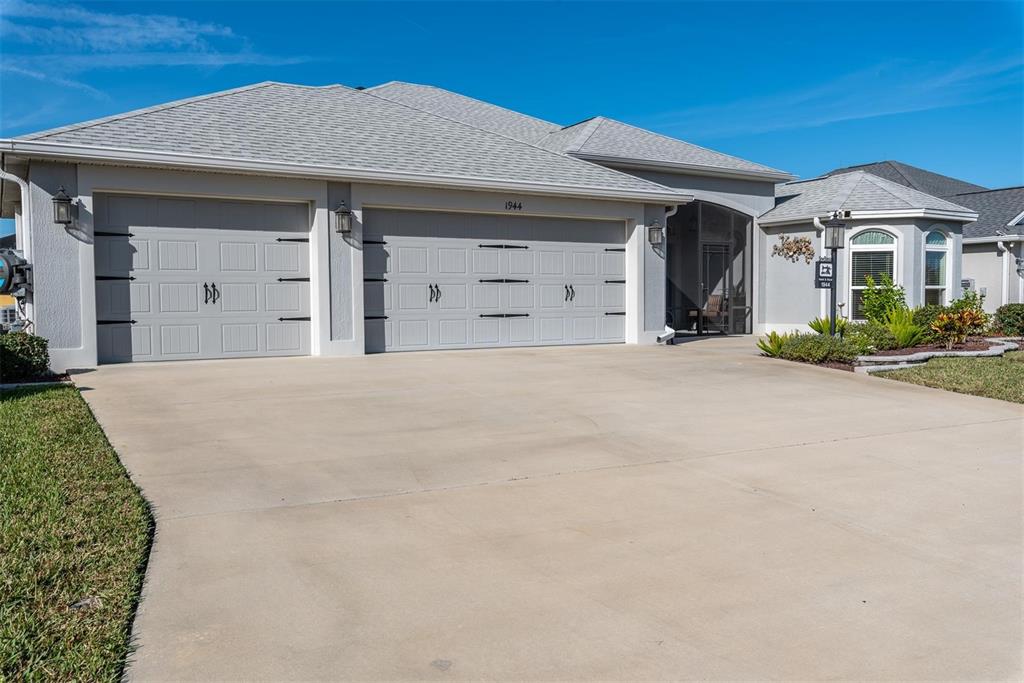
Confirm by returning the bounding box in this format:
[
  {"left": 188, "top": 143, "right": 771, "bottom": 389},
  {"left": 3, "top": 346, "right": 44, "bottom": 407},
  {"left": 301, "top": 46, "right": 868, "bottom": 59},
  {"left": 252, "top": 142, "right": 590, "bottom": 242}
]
[
  {"left": 860, "top": 273, "right": 907, "bottom": 324},
  {"left": 756, "top": 331, "right": 791, "bottom": 357},
  {"left": 0, "top": 332, "right": 51, "bottom": 383},
  {"left": 930, "top": 309, "right": 988, "bottom": 350},
  {"left": 883, "top": 307, "right": 927, "bottom": 349},
  {"left": 807, "top": 316, "right": 849, "bottom": 337},
  {"left": 846, "top": 322, "right": 898, "bottom": 353},
  {"left": 994, "top": 304, "right": 1024, "bottom": 337},
  {"left": 779, "top": 333, "right": 861, "bottom": 364}
]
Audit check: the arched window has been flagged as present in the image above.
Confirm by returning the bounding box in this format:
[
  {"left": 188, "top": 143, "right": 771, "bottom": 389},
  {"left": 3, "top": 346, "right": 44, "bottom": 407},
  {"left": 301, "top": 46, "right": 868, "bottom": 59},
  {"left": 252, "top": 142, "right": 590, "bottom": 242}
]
[
  {"left": 925, "top": 231, "right": 949, "bottom": 306},
  {"left": 849, "top": 230, "right": 897, "bottom": 320}
]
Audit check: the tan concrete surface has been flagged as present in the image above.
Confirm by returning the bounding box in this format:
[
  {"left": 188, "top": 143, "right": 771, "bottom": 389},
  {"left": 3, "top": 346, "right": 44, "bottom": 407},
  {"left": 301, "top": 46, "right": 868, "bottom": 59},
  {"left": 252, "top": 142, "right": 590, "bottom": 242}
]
[{"left": 76, "top": 337, "right": 1024, "bottom": 681}]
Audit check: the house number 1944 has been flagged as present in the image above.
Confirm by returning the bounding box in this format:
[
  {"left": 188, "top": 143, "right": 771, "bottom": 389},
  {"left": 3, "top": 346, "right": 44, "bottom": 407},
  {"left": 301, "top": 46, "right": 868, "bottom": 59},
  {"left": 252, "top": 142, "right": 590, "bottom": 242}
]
[{"left": 505, "top": 200, "right": 523, "bottom": 211}]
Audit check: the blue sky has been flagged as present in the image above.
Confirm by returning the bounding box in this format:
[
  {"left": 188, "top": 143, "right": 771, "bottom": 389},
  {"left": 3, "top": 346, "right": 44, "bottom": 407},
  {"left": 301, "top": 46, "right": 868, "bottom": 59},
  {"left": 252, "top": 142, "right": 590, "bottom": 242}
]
[{"left": 2, "top": 1, "right": 1022, "bottom": 237}]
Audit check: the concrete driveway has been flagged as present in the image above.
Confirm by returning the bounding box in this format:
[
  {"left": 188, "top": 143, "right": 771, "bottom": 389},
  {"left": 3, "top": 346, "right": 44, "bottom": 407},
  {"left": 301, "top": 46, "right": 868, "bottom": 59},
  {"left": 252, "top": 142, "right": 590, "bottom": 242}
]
[{"left": 78, "top": 337, "right": 1023, "bottom": 681}]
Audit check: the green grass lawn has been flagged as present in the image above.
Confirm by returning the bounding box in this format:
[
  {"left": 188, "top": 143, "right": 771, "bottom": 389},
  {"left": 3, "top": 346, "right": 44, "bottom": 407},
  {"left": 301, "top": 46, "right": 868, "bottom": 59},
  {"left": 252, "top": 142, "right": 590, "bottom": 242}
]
[
  {"left": 1, "top": 386, "right": 153, "bottom": 681},
  {"left": 876, "top": 350, "right": 1024, "bottom": 404}
]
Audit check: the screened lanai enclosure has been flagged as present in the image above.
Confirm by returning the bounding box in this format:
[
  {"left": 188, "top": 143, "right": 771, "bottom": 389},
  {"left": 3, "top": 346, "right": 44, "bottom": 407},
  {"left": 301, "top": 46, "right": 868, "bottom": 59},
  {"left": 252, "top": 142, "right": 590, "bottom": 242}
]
[{"left": 665, "top": 201, "right": 753, "bottom": 335}]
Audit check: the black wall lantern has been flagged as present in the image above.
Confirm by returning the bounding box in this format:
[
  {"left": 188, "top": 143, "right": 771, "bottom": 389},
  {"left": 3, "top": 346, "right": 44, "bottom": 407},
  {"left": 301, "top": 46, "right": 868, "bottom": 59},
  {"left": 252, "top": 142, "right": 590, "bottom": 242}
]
[
  {"left": 647, "top": 219, "right": 663, "bottom": 246},
  {"left": 53, "top": 186, "right": 73, "bottom": 226},
  {"left": 334, "top": 201, "right": 353, "bottom": 235}
]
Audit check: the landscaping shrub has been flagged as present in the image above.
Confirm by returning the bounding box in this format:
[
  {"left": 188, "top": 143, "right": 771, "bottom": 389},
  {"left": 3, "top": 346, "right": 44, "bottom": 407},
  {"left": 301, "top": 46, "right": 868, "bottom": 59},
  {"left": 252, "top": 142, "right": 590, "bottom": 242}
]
[
  {"left": 846, "top": 322, "right": 898, "bottom": 353},
  {"left": 883, "top": 307, "right": 927, "bottom": 349},
  {"left": 0, "top": 332, "right": 50, "bottom": 383},
  {"left": 779, "top": 333, "right": 861, "bottom": 364},
  {"left": 994, "top": 304, "right": 1024, "bottom": 338},
  {"left": 930, "top": 309, "right": 988, "bottom": 350},
  {"left": 807, "top": 316, "right": 848, "bottom": 337},
  {"left": 756, "top": 330, "right": 791, "bottom": 357},
  {"left": 912, "top": 304, "right": 945, "bottom": 342},
  {"left": 860, "top": 273, "right": 907, "bottom": 324}
]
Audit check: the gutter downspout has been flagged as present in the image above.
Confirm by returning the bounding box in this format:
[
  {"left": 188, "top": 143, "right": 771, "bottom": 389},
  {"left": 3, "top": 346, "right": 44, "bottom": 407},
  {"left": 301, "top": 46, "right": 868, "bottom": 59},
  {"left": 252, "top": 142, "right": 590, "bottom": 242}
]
[
  {"left": 997, "top": 241, "right": 1011, "bottom": 308},
  {"left": 0, "top": 162, "right": 32, "bottom": 262},
  {"left": 657, "top": 205, "right": 680, "bottom": 344}
]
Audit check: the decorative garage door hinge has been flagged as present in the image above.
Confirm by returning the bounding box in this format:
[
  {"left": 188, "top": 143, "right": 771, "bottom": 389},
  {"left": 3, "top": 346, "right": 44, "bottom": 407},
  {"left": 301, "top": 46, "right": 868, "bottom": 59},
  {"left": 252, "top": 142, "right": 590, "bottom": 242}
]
[
  {"left": 477, "top": 244, "right": 529, "bottom": 249},
  {"left": 276, "top": 277, "right": 310, "bottom": 282},
  {"left": 275, "top": 237, "right": 309, "bottom": 243},
  {"left": 604, "top": 248, "right": 625, "bottom": 252},
  {"left": 478, "top": 278, "right": 529, "bottom": 283},
  {"left": 97, "top": 319, "right": 136, "bottom": 325},
  {"left": 364, "top": 315, "right": 388, "bottom": 320},
  {"left": 94, "top": 231, "right": 134, "bottom": 237},
  {"left": 604, "top": 312, "right": 626, "bottom": 316},
  {"left": 479, "top": 313, "right": 530, "bottom": 318},
  {"left": 277, "top": 316, "right": 311, "bottom": 321},
  {"left": 604, "top": 279, "right": 626, "bottom": 284},
  {"left": 363, "top": 277, "right": 387, "bottom": 282},
  {"left": 363, "top": 240, "right": 387, "bottom": 245},
  {"left": 96, "top": 275, "right": 136, "bottom": 281}
]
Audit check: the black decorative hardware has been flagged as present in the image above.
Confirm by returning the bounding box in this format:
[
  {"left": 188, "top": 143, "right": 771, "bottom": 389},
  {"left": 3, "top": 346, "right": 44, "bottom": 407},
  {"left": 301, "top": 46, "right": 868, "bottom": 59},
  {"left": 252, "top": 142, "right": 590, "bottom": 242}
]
[
  {"left": 428, "top": 284, "right": 436, "bottom": 302},
  {"left": 569, "top": 284, "right": 576, "bottom": 301},
  {"left": 605, "top": 312, "right": 626, "bottom": 316},
  {"left": 276, "top": 237, "right": 309, "bottom": 243},
  {"left": 203, "top": 282, "right": 211, "bottom": 304},
  {"left": 477, "top": 244, "right": 529, "bottom": 249},
  {"left": 363, "top": 239, "right": 387, "bottom": 245},
  {"left": 97, "top": 319, "right": 136, "bottom": 325},
  {"left": 564, "top": 284, "right": 570, "bottom": 301},
  {"left": 478, "top": 278, "right": 529, "bottom": 283},
  {"left": 94, "top": 231, "right": 134, "bottom": 237},
  {"left": 277, "top": 316, "right": 311, "bottom": 321},
  {"left": 211, "top": 283, "right": 220, "bottom": 304},
  {"left": 479, "top": 313, "right": 530, "bottom": 318},
  {"left": 277, "top": 277, "right": 310, "bottom": 282},
  {"left": 96, "top": 275, "right": 135, "bottom": 281},
  {"left": 604, "top": 279, "right": 626, "bottom": 284},
  {"left": 364, "top": 315, "right": 388, "bottom": 320},
  {"left": 434, "top": 284, "right": 442, "bottom": 301},
  {"left": 363, "top": 277, "right": 387, "bottom": 282},
  {"left": 605, "top": 247, "right": 626, "bottom": 252}
]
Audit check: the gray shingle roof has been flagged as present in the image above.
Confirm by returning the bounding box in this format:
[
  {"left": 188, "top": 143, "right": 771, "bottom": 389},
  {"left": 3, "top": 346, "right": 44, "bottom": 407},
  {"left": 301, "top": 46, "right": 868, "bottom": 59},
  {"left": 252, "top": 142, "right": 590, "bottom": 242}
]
[
  {"left": 826, "top": 161, "right": 987, "bottom": 198},
  {"left": 367, "top": 81, "right": 559, "bottom": 144},
  {"left": 537, "top": 116, "right": 792, "bottom": 180},
  {"left": 14, "top": 82, "right": 687, "bottom": 202},
  {"left": 762, "top": 171, "right": 977, "bottom": 224},
  {"left": 946, "top": 187, "right": 1024, "bottom": 238}
]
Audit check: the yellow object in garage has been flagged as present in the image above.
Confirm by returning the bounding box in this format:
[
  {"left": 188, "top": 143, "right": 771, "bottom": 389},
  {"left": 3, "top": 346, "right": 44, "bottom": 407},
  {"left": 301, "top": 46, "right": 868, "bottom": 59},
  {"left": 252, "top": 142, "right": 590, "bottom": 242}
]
[{"left": 0, "top": 294, "right": 15, "bottom": 306}]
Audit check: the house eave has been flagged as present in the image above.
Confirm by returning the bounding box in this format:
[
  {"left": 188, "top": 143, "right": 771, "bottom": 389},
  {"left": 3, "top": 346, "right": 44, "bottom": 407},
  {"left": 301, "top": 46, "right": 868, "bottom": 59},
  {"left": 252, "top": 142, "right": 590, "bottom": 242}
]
[
  {"left": 758, "top": 208, "right": 979, "bottom": 227},
  {"left": 963, "top": 234, "right": 1024, "bottom": 244},
  {"left": 568, "top": 152, "right": 796, "bottom": 183},
  {"left": 0, "top": 139, "right": 694, "bottom": 206}
]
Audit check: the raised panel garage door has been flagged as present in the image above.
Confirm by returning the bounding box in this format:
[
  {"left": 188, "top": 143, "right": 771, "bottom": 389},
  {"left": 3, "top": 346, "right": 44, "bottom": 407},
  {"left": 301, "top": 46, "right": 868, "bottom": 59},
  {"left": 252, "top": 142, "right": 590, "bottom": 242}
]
[
  {"left": 363, "top": 209, "right": 626, "bottom": 352},
  {"left": 94, "top": 194, "right": 311, "bottom": 363}
]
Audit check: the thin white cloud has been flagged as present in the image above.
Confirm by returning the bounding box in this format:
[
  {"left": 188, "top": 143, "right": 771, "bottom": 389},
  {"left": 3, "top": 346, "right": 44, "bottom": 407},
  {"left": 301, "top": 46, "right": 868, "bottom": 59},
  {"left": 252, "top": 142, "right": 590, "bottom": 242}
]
[
  {"left": 640, "top": 56, "right": 1024, "bottom": 139},
  {"left": 0, "top": 63, "right": 107, "bottom": 98}
]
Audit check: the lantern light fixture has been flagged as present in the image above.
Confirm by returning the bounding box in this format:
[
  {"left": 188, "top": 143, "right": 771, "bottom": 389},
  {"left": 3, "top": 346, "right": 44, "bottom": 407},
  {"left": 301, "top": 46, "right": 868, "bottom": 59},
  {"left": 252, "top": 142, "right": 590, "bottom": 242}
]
[
  {"left": 334, "top": 201, "right": 353, "bottom": 235},
  {"left": 52, "top": 186, "right": 73, "bottom": 226},
  {"left": 647, "top": 219, "right": 663, "bottom": 246}
]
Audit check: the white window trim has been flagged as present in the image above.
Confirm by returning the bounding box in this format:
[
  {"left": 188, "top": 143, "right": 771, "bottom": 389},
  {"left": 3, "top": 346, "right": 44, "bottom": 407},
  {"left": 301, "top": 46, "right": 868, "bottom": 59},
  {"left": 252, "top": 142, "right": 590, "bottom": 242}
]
[
  {"left": 847, "top": 227, "right": 900, "bottom": 321},
  {"left": 924, "top": 227, "right": 951, "bottom": 306}
]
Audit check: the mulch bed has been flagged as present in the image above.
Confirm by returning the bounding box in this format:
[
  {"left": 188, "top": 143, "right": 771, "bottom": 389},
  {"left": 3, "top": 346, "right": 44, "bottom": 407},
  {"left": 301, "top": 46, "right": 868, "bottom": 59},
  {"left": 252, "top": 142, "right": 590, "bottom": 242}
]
[{"left": 870, "top": 338, "right": 995, "bottom": 357}]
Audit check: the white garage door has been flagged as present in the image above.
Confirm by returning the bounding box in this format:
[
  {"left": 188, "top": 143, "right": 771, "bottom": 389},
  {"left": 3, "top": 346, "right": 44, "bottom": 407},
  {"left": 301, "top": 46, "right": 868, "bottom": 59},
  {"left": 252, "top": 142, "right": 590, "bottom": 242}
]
[
  {"left": 94, "top": 194, "right": 311, "bottom": 363},
  {"left": 363, "top": 209, "right": 626, "bottom": 352}
]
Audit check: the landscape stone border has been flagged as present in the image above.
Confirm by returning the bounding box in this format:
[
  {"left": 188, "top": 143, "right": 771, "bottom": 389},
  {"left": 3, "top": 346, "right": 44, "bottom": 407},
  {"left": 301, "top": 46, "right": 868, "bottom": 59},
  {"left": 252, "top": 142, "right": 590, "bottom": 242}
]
[{"left": 855, "top": 339, "right": 1020, "bottom": 374}]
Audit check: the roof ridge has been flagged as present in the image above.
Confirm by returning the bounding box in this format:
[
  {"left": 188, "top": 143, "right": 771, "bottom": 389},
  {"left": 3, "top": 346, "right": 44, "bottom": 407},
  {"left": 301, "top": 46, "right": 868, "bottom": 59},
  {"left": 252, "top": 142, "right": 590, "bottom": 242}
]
[
  {"left": 369, "top": 81, "right": 559, "bottom": 130},
  {"left": 563, "top": 117, "right": 605, "bottom": 154},
  {"left": 349, "top": 89, "right": 683, "bottom": 198},
  {"left": 857, "top": 171, "right": 918, "bottom": 208},
  {"left": 834, "top": 171, "right": 866, "bottom": 208},
  {"left": 592, "top": 116, "right": 788, "bottom": 175},
  {"left": 883, "top": 160, "right": 915, "bottom": 188},
  {"left": 949, "top": 185, "right": 1024, "bottom": 196},
  {"left": 20, "top": 82, "right": 285, "bottom": 141}
]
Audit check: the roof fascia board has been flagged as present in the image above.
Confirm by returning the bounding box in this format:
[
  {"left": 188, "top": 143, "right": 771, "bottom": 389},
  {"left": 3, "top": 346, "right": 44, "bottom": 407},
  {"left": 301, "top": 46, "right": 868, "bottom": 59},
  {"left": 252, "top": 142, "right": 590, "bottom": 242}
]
[
  {"left": 759, "top": 208, "right": 979, "bottom": 227},
  {"left": 2, "top": 139, "right": 693, "bottom": 205},
  {"left": 963, "top": 234, "right": 1024, "bottom": 244},
  {"left": 573, "top": 152, "right": 796, "bottom": 182}
]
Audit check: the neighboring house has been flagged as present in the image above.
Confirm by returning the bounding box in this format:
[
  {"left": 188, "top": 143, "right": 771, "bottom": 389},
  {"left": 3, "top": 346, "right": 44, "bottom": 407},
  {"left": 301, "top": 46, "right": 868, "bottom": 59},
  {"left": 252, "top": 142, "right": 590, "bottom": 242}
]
[
  {"left": 822, "top": 161, "right": 1023, "bottom": 314},
  {"left": 0, "top": 82, "right": 992, "bottom": 370},
  {"left": 0, "top": 233, "right": 16, "bottom": 316}
]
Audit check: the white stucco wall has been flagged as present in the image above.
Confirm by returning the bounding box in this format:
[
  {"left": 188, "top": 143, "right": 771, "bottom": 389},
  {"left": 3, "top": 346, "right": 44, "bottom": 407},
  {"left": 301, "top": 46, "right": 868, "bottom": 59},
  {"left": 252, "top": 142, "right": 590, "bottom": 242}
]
[
  {"left": 757, "top": 218, "right": 964, "bottom": 333},
  {"left": 963, "top": 240, "right": 1024, "bottom": 311}
]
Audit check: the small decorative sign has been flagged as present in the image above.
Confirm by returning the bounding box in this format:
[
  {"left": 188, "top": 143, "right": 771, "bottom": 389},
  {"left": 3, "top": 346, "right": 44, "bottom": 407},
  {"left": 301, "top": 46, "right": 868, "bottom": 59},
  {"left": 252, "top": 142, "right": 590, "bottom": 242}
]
[{"left": 815, "top": 259, "right": 834, "bottom": 289}]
